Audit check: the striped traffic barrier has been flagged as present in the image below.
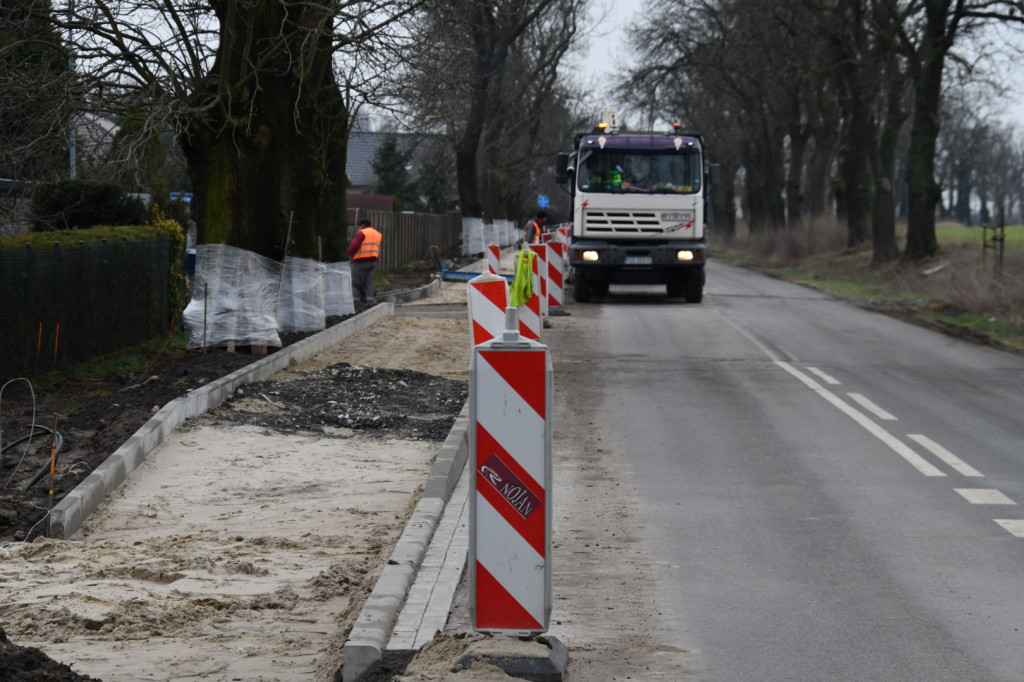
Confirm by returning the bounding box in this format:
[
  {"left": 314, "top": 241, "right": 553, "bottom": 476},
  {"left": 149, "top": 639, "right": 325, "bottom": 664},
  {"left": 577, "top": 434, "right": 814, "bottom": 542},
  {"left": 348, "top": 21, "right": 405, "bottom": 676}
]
[
  {"left": 470, "top": 307, "right": 552, "bottom": 635},
  {"left": 546, "top": 242, "right": 565, "bottom": 310},
  {"left": 517, "top": 250, "right": 542, "bottom": 340},
  {"left": 468, "top": 272, "right": 510, "bottom": 346},
  {"left": 486, "top": 243, "right": 501, "bottom": 275},
  {"left": 528, "top": 244, "right": 549, "bottom": 319},
  {"left": 557, "top": 224, "right": 571, "bottom": 247}
]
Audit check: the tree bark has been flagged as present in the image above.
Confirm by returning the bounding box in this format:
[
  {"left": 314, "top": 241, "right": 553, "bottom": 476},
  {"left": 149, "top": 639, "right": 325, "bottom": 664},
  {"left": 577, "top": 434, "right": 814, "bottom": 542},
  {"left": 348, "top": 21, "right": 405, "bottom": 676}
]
[
  {"left": 868, "top": 94, "right": 904, "bottom": 265},
  {"left": 744, "top": 117, "right": 786, "bottom": 231},
  {"left": 785, "top": 114, "right": 808, "bottom": 229},
  {"left": 181, "top": 1, "right": 349, "bottom": 262},
  {"left": 902, "top": 0, "right": 950, "bottom": 262},
  {"left": 837, "top": 112, "right": 872, "bottom": 248},
  {"left": 710, "top": 164, "right": 737, "bottom": 239}
]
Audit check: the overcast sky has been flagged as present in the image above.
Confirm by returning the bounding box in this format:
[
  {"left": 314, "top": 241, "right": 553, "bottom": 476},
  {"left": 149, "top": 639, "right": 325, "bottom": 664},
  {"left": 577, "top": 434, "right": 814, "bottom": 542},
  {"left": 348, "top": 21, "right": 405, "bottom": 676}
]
[
  {"left": 576, "top": 0, "right": 641, "bottom": 120},
  {"left": 576, "top": 4, "right": 1024, "bottom": 134}
]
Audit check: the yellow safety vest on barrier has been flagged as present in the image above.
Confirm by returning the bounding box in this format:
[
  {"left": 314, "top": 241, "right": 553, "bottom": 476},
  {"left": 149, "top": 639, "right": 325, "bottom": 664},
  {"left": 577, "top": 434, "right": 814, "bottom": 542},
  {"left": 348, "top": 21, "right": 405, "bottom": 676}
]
[{"left": 510, "top": 248, "right": 535, "bottom": 307}]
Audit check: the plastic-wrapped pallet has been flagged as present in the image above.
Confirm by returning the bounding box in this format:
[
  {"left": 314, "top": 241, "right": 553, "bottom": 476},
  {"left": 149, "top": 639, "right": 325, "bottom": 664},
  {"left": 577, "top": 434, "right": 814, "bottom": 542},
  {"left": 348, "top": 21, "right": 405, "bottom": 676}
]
[
  {"left": 183, "top": 244, "right": 282, "bottom": 349},
  {"left": 325, "top": 262, "right": 355, "bottom": 317},
  {"left": 462, "top": 216, "right": 484, "bottom": 255},
  {"left": 278, "top": 256, "right": 326, "bottom": 333}
]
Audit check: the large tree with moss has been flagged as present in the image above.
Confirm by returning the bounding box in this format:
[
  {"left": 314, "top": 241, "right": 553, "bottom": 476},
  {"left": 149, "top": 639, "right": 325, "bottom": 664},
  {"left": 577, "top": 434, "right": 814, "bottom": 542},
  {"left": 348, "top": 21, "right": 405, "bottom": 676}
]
[{"left": 18, "top": 0, "right": 411, "bottom": 261}]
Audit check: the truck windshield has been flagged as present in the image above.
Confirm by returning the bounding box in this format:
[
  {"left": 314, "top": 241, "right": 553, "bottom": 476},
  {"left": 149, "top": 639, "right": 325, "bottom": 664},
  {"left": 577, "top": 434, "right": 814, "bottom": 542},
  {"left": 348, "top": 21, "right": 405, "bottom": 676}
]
[{"left": 577, "top": 150, "right": 702, "bottom": 194}]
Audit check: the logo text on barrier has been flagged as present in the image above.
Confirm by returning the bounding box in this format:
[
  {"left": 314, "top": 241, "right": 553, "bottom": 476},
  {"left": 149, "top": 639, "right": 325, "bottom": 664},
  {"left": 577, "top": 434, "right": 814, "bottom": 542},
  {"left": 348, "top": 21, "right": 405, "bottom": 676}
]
[{"left": 479, "top": 454, "right": 542, "bottom": 519}]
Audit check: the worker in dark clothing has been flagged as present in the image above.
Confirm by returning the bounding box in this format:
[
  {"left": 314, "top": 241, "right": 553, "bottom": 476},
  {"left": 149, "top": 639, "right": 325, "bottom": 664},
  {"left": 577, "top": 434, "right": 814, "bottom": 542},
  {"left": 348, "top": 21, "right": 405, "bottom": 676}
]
[
  {"left": 523, "top": 211, "right": 548, "bottom": 245},
  {"left": 349, "top": 218, "right": 382, "bottom": 305}
]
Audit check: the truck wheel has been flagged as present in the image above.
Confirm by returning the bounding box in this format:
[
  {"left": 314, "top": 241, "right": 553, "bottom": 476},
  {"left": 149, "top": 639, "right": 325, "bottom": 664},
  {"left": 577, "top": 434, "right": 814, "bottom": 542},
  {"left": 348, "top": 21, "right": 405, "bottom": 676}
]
[
  {"left": 684, "top": 269, "right": 704, "bottom": 303},
  {"left": 573, "top": 270, "right": 592, "bottom": 302},
  {"left": 592, "top": 279, "right": 609, "bottom": 297},
  {"left": 666, "top": 276, "right": 685, "bottom": 298}
]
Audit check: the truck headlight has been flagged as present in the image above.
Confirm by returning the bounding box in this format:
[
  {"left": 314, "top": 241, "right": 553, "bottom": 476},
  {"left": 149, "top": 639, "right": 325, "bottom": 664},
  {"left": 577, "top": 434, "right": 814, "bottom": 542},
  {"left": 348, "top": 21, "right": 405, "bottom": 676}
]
[
  {"left": 676, "top": 250, "right": 694, "bottom": 261},
  {"left": 583, "top": 250, "right": 600, "bottom": 262}
]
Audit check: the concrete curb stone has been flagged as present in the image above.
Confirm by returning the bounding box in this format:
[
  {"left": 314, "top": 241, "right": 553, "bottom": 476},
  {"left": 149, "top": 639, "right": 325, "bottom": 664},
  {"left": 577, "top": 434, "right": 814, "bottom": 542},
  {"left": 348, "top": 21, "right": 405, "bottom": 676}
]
[{"left": 342, "top": 401, "right": 470, "bottom": 682}]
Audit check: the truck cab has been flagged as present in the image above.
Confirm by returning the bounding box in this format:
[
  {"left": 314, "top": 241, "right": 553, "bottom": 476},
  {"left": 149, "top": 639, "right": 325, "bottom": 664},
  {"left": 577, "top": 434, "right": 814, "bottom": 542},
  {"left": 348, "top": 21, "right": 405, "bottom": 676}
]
[{"left": 556, "top": 122, "right": 711, "bottom": 303}]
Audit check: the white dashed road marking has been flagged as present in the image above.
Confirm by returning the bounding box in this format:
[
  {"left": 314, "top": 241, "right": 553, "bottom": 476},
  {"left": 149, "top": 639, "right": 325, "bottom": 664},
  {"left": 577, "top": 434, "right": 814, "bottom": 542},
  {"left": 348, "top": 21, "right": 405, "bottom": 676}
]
[
  {"left": 721, "top": 314, "right": 1024, "bottom": 538},
  {"left": 908, "top": 434, "right": 983, "bottom": 477},
  {"left": 806, "top": 367, "right": 841, "bottom": 385},
  {"left": 775, "top": 362, "right": 946, "bottom": 477},
  {"left": 847, "top": 393, "right": 897, "bottom": 421},
  {"left": 954, "top": 489, "right": 1017, "bottom": 505},
  {"left": 994, "top": 520, "right": 1024, "bottom": 537}
]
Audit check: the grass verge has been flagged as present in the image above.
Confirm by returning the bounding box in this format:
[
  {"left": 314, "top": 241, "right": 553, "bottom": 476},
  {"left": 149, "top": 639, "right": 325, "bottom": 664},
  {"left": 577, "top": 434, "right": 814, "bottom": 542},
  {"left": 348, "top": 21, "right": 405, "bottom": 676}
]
[{"left": 715, "top": 224, "right": 1024, "bottom": 356}]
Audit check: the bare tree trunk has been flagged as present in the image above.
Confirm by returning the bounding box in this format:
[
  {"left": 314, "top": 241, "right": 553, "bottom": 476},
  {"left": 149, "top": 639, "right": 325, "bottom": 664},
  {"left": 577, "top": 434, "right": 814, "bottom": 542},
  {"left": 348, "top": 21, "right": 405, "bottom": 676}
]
[
  {"left": 868, "top": 104, "right": 903, "bottom": 265},
  {"left": 744, "top": 119, "right": 786, "bottom": 231},
  {"left": 786, "top": 118, "right": 808, "bottom": 229},
  {"left": 456, "top": 99, "right": 487, "bottom": 220},
  {"left": 181, "top": 1, "right": 348, "bottom": 262},
  {"left": 837, "top": 113, "right": 872, "bottom": 248},
  {"left": 902, "top": 1, "right": 949, "bottom": 262},
  {"left": 711, "top": 164, "right": 737, "bottom": 239},
  {"left": 804, "top": 85, "right": 839, "bottom": 222},
  {"left": 868, "top": 25, "right": 905, "bottom": 266}
]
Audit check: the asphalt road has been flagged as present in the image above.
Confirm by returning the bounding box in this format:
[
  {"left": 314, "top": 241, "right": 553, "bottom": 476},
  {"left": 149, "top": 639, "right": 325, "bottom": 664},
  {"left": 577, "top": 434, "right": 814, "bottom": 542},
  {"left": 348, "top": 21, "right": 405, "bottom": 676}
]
[{"left": 549, "top": 260, "right": 1024, "bottom": 681}]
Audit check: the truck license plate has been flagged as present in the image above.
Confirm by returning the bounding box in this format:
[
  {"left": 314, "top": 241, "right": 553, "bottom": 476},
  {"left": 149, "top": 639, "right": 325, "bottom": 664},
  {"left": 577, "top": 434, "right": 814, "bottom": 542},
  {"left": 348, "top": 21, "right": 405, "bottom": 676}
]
[{"left": 623, "top": 255, "right": 653, "bottom": 265}]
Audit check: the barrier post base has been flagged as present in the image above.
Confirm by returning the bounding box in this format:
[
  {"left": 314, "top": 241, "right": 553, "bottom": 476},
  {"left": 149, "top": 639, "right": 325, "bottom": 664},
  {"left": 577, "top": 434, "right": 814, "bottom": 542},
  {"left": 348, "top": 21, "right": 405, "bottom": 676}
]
[{"left": 455, "top": 635, "right": 568, "bottom": 681}]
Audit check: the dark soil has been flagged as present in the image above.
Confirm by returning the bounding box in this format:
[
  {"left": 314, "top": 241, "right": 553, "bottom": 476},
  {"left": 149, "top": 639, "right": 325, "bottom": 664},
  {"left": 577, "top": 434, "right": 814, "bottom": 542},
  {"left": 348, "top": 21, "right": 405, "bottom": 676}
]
[
  {"left": 210, "top": 363, "right": 467, "bottom": 442},
  {"left": 0, "top": 627, "right": 100, "bottom": 681},
  {"left": 0, "top": 261, "right": 443, "bottom": 681}
]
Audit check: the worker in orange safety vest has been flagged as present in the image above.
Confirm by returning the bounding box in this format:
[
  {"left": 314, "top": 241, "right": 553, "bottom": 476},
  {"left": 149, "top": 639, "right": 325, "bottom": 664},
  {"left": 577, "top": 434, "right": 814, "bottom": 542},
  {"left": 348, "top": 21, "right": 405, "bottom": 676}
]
[
  {"left": 523, "top": 211, "right": 548, "bottom": 245},
  {"left": 348, "top": 218, "right": 383, "bottom": 306}
]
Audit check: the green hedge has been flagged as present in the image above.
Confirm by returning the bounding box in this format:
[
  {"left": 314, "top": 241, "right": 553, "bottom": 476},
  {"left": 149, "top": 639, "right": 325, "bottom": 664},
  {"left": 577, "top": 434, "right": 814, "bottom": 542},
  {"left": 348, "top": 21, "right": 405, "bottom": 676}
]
[
  {"left": 0, "top": 222, "right": 185, "bottom": 378},
  {"left": 30, "top": 180, "right": 149, "bottom": 231}
]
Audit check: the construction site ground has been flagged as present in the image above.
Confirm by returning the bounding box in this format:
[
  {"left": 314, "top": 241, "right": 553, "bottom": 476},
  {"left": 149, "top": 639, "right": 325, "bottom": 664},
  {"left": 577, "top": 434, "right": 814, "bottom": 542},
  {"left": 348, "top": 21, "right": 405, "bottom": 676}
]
[{"left": 0, "top": 257, "right": 691, "bottom": 681}]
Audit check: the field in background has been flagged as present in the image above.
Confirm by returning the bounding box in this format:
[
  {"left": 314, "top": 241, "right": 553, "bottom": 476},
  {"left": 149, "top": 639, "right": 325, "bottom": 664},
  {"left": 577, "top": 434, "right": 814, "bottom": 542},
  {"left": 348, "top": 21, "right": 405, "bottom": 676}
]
[
  {"left": 936, "top": 223, "right": 1024, "bottom": 249},
  {"left": 715, "top": 220, "right": 1024, "bottom": 355}
]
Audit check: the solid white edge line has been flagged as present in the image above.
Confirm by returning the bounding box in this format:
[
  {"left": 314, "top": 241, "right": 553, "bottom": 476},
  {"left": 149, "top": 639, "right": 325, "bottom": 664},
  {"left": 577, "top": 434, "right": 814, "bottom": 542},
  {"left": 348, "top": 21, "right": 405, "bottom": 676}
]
[
  {"left": 907, "top": 434, "right": 983, "bottom": 477},
  {"left": 847, "top": 393, "right": 898, "bottom": 421},
  {"left": 807, "top": 367, "right": 841, "bottom": 385},
  {"left": 775, "top": 361, "right": 947, "bottom": 477}
]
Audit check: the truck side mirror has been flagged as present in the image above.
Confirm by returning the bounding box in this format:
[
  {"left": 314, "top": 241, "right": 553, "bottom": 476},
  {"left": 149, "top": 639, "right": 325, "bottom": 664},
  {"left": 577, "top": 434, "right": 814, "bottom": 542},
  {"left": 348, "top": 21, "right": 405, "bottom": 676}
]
[
  {"left": 556, "top": 152, "right": 571, "bottom": 184},
  {"left": 708, "top": 163, "right": 722, "bottom": 186}
]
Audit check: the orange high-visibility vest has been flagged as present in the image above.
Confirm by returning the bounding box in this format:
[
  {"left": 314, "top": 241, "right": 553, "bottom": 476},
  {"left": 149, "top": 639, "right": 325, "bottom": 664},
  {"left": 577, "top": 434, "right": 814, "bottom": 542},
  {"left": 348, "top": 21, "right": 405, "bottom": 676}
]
[
  {"left": 523, "top": 220, "right": 541, "bottom": 244},
  {"left": 353, "top": 227, "right": 382, "bottom": 261}
]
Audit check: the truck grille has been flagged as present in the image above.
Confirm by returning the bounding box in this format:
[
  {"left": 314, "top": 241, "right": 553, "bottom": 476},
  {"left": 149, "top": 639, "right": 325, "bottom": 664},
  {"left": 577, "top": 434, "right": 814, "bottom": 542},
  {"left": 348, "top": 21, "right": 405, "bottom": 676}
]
[{"left": 583, "top": 210, "right": 664, "bottom": 235}]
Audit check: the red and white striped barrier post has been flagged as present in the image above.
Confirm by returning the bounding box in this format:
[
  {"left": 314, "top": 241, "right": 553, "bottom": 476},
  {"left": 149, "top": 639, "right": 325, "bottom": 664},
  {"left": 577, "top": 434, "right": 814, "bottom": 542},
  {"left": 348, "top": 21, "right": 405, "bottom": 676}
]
[
  {"left": 468, "top": 272, "right": 510, "bottom": 346},
  {"left": 486, "top": 243, "right": 501, "bottom": 276},
  {"left": 517, "top": 250, "right": 542, "bottom": 340},
  {"left": 557, "top": 224, "right": 571, "bottom": 247},
  {"left": 470, "top": 307, "right": 552, "bottom": 635},
  {"left": 528, "top": 244, "right": 549, "bottom": 320},
  {"left": 546, "top": 242, "right": 565, "bottom": 312}
]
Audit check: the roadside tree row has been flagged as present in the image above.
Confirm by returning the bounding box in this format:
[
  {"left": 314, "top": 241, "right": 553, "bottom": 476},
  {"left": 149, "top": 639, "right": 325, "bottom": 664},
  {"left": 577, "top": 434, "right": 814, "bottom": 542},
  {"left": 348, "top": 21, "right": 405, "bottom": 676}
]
[{"left": 623, "top": 0, "right": 1024, "bottom": 264}]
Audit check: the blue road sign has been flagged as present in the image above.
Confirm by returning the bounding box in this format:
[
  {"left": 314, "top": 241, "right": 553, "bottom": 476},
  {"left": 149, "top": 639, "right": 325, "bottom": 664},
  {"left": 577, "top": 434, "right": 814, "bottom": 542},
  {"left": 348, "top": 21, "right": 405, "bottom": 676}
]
[{"left": 538, "top": 194, "right": 549, "bottom": 208}]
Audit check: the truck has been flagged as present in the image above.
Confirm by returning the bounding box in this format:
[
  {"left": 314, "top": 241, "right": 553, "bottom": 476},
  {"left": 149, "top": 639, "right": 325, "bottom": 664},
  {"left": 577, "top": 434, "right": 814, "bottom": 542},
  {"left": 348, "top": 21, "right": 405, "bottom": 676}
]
[{"left": 555, "top": 118, "right": 716, "bottom": 303}]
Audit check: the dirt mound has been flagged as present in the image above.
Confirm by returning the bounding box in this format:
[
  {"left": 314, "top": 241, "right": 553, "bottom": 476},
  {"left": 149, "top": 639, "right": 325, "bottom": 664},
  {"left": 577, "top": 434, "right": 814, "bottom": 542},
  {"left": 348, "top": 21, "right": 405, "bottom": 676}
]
[{"left": 0, "top": 627, "right": 98, "bottom": 681}]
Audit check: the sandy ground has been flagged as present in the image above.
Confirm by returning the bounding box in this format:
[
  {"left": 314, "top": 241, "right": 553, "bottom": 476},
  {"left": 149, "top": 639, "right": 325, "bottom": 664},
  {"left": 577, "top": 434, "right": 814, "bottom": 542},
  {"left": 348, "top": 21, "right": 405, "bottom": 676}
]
[
  {"left": 0, "top": 289, "right": 475, "bottom": 682},
  {"left": 1, "top": 271, "right": 704, "bottom": 681}
]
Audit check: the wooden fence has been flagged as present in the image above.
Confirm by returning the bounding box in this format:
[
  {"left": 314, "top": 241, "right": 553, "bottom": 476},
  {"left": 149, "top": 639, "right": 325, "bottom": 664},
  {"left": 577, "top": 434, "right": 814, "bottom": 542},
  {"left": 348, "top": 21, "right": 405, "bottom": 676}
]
[{"left": 346, "top": 211, "right": 461, "bottom": 272}]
